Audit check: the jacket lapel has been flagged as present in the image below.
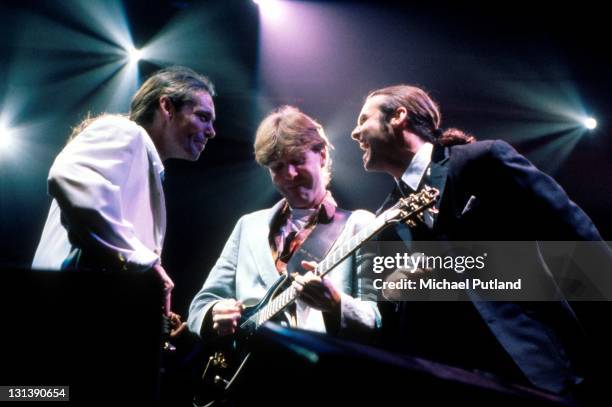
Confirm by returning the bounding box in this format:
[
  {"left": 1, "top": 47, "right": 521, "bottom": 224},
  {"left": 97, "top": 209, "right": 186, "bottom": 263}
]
[
  {"left": 426, "top": 160, "right": 448, "bottom": 229},
  {"left": 376, "top": 188, "right": 401, "bottom": 216},
  {"left": 252, "top": 200, "right": 285, "bottom": 288}
]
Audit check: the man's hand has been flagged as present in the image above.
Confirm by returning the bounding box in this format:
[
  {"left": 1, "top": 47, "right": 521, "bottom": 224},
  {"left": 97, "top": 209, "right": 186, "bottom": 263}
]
[
  {"left": 152, "top": 263, "right": 174, "bottom": 316},
  {"left": 168, "top": 311, "right": 188, "bottom": 338},
  {"left": 211, "top": 299, "right": 243, "bottom": 336},
  {"left": 381, "top": 267, "right": 432, "bottom": 301},
  {"left": 292, "top": 260, "right": 341, "bottom": 313}
]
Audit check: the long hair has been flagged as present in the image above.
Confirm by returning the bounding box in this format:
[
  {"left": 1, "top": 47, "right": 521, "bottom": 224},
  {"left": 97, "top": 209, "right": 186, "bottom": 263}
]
[
  {"left": 69, "top": 66, "right": 215, "bottom": 141},
  {"left": 254, "top": 105, "right": 334, "bottom": 186},
  {"left": 129, "top": 66, "right": 215, "bottom": 127},
  {"left": 368, "top": 85, "right": 475, "bottom": 146}
]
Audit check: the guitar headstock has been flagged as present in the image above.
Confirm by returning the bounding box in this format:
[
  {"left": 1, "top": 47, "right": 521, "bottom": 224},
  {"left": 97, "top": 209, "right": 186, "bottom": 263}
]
[{"left": 383, "top": 185, "right": 439, "bottom": 227}]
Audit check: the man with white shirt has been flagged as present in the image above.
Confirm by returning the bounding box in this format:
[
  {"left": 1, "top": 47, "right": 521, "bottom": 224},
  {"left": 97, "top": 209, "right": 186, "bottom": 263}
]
[
  {"left": 33, "top": 66, "right": 216, "bottom": 304},
  {"left": 351, "top": 85, "right": 604, "bottom": 397},
  {"left": 188, "top": 106, "right": 380, "bottom": 339}
]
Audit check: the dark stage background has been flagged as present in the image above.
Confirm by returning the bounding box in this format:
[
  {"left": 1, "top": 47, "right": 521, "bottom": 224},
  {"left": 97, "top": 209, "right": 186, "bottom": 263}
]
[{"left": 1, "top": 0, "right": 611, "bottom": 320}]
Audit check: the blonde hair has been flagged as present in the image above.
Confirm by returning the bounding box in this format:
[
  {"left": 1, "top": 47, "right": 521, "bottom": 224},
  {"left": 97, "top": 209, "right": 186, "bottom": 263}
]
[{"left": 254, "top": 105, "right": 333, "bottom": 186}]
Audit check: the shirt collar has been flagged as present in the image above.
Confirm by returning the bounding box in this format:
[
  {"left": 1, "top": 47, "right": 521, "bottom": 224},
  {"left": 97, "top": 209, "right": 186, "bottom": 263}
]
[
  {"left": 396, "top": 142, "right": 433, "bottom": 192},
  {"left": 281, "top": 190, "right": 337, "bottom": 224},
  {"left": 317, "top": 191, "right": 337, "bottom": 222},
  {"left": 140, "top": 124, "right": 165, "bottom": 178}
]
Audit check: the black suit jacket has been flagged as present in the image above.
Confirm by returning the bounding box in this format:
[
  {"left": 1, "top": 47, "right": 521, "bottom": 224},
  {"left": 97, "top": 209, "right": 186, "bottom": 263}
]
[{"left": 376, "top": 140, "right": 608, "bottom": 395}]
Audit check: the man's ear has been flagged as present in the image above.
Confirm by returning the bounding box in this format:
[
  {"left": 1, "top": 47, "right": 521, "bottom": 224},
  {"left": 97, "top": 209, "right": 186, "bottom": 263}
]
[
  {"left": 389, "top": 106, "right": 408, "bottom": 130},
  {"left": 159, "top": 96, "right": 175, "bottom": 121},
  {"left": 319, "top": 146, "right": 327, "bottom": 167}
]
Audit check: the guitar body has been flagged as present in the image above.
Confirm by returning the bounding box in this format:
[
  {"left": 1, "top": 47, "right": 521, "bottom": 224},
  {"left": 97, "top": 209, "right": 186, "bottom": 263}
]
[
  {"left": 195, "top": 274, "right": 292, "bottom": 406},
  {"left": 240, "top": 273, "right": 292, "bottom": 336}
]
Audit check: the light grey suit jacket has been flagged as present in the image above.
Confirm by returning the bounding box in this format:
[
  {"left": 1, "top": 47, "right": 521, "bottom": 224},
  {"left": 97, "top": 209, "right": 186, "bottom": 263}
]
[{"left": 188, "top": 200, "right": 381, "bottom": 338}]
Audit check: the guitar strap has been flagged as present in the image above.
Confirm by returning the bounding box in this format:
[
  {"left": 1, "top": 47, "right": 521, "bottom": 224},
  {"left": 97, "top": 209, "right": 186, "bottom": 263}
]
[{"left": 284, "top": 208, "right": 350, "bottom": 275}]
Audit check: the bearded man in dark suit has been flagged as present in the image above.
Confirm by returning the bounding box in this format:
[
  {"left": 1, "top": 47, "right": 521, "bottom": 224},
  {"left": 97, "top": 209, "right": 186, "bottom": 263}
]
[{"left": 350, "top": 84, "right": 610, "bottom": 399}]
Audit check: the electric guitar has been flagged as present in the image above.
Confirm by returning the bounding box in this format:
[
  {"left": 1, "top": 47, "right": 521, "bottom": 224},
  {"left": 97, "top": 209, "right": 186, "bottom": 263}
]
[{"left": 195, "top": 186, "right": 439, "bottom": 405}]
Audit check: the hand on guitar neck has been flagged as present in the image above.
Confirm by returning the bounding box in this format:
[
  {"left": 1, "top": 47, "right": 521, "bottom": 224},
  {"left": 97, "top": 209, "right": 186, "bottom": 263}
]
[{"left": 291, "top": 260, "right": 341, "bottom": 313}]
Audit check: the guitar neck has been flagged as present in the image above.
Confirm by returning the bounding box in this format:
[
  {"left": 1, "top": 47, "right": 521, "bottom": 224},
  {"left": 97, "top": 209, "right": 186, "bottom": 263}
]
[
  {"left": 315, "top": 216, "right": 387, "bottom": 278},
  {"left": 246, "top": 215, "right": 389, "bottom": 330}
]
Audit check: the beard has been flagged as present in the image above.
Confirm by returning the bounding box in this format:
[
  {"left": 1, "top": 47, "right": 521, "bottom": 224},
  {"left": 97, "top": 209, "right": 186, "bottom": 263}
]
[{"left": 364, "top": 120, "right": 395, "bottom": 171}]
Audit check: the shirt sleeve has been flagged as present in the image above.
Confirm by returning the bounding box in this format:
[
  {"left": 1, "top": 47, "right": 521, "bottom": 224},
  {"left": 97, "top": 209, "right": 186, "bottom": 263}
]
[
  {"left": 485, "top": 140, "right": 601, "bottom": 241},
  {"left": 337, "top": 209, "right": 383, "bottom": 334},
  {"left": 187, "top": 216, "right": 244, "bottom": 337}
]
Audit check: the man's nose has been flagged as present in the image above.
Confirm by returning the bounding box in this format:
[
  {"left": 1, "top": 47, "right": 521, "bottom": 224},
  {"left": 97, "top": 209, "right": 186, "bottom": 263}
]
[
  {"left": 206, "top": 124, "right": 216, "bottom": 139},
  {"left": 351, "top": 126, "right": 360, "bottom": 141},
  {"left": 286, "top": 164, "right": 298, "bottom": 178}
]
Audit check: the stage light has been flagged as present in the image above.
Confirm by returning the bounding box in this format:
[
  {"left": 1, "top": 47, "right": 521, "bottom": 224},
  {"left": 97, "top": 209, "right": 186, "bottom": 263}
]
[
  {"left": 0, "top": 123, "right": 14, "bottom": 153},
  {"left": 127, "top": 47, "right": 143, "bottom": 64},
  {"left": 253, "top": 0, "right": 284, "bottom": 22},
  {"left": 583, "top": 117, "right": 597, "bottom": 130}
]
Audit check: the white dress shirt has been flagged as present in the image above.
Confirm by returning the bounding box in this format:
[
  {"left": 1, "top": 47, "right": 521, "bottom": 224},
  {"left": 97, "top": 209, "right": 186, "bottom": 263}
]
[{"left": 32, "top": 115, "right": 166, "bottom": 271}]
